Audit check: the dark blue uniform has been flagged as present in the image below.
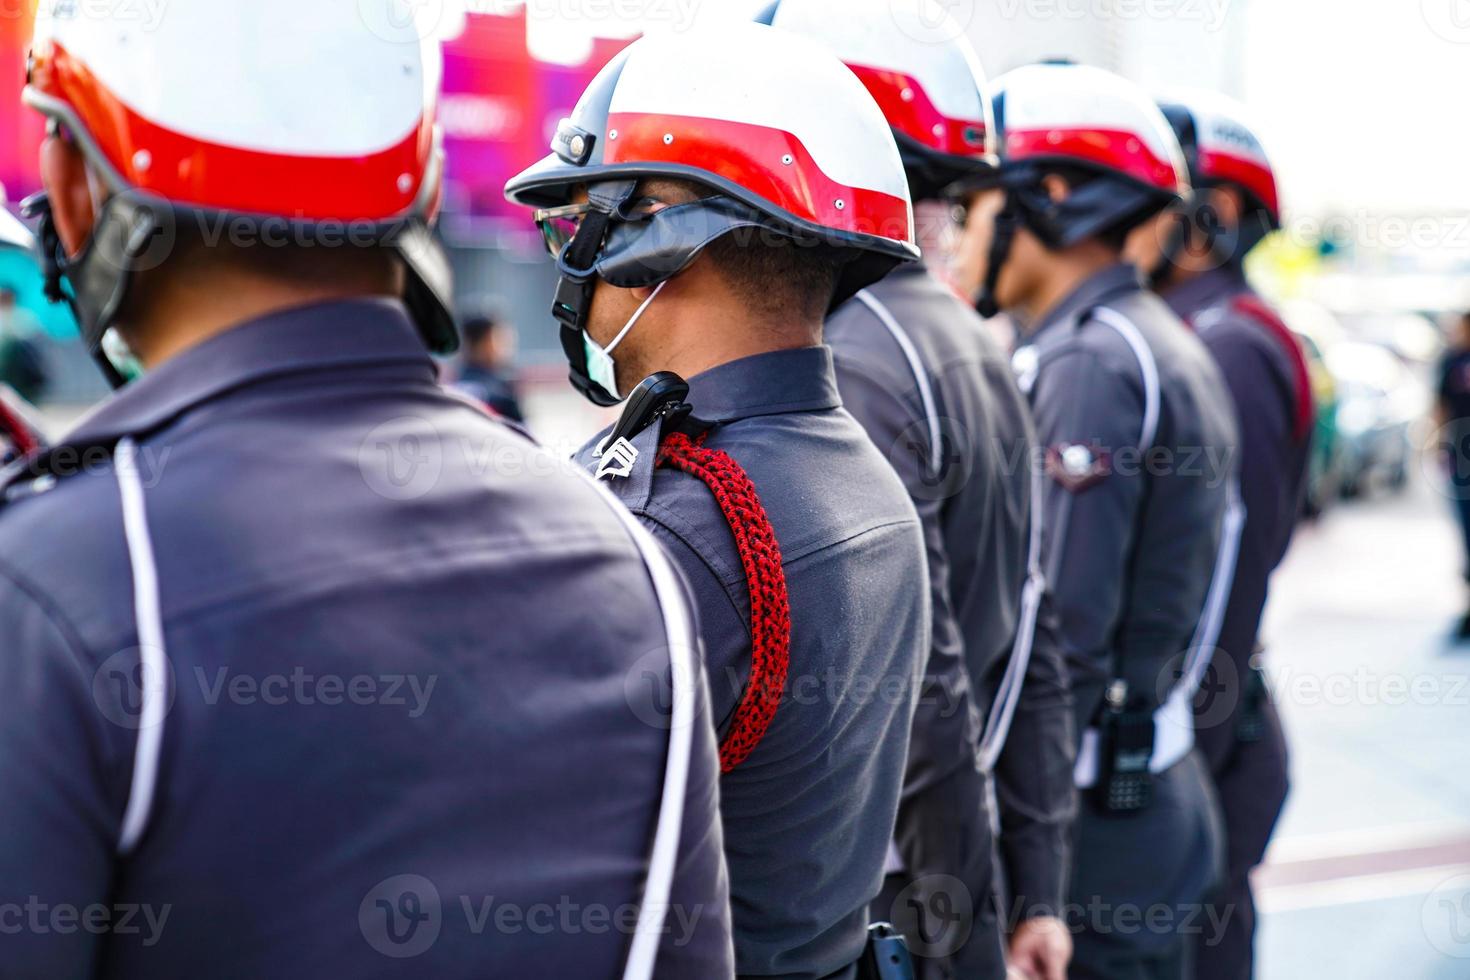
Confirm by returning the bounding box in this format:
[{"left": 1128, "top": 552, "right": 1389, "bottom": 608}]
[
  {"left": 1164, "top": 266, "right": 1310, "bottom": 980},
  {"left": 576, "top": 347, "right": 928, "bottom": 980},
  {"left": 826, "top": 265, "right": 1076, "bottom": 977},
  {"left": 1016, "top": 265, "right": 1238, "bottom": 980},
  {"left": 0, "top": 300, "right": 733, "bottom": 979},
  {"left": 453, "top": 363, "right": 525, "bottom": 423},
  {"left": 1438, "top": 345, "right": 1470, "bottom": 577}
]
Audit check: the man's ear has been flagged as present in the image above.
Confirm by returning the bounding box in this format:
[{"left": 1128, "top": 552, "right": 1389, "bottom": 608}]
[
  {"left": 1206, "top": 186, "right": 1244, "bottom": 230},
  {"left": 39, "top": 134, "right": 97, "bottom": 258},
  {"left": 1040, "top": 172, "right": 1072, "bottom": 204}
]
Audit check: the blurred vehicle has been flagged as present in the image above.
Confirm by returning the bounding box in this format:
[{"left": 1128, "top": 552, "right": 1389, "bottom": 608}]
[
  {"left": 1281, "top": 300, "right": 1346, "bottom": 517},
  {"left": 1331, "top": 308, "right": 1444, "bottom": 369},
  {"left": 1296, "top": 331, "right": 1342, "bottom": 517},
  {"left": 1324, "top": 340, "right": 1428, "bottom": 498}
]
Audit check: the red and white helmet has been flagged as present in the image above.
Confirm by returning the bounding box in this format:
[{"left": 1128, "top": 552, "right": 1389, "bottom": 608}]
[
  {"left": 505, "top": 21, "right": 916, "bottom": 405},
  {"left": 994, "top": 62, "right": 1189, "bottom": 204},
  {"left": 973, "top": 62, "right": 1189, "bottom": 316},
  {"left": 760, "top": 0, "right": 996, "bottom": 199},
  {"left": 23, "top": 0, "right": 454, "bottom": 358},
  {"left": 1158, "top": 90, "right": 1281, "bottom": 231},
  {"left": 505, "top": 22, "right": 916, "bottom": 270}
]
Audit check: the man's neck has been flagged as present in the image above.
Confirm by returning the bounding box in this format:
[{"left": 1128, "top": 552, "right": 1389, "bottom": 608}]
[
  {"left": 649, "top": 311, "right": 820, "bottom": 382},
  {"left": 1020, "top": 250, "right": 1121, "bottom": 330},
  {"left": 120, "top": 274, "right": 396, "bottom": 370}
]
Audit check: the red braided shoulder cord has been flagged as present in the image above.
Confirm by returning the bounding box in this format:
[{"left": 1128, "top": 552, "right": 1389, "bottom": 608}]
[{"left": 656, "top": 430, "right": 791, "bottom": 773}]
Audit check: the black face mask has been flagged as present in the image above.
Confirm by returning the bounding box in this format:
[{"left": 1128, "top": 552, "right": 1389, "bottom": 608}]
[{"left": 550, "top": 180, "right": 775, "bottom": 407}]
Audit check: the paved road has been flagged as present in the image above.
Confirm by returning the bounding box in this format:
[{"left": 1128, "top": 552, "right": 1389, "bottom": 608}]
[{"left": 1255, "top": 460, "right": 1470, "bottom": 977}]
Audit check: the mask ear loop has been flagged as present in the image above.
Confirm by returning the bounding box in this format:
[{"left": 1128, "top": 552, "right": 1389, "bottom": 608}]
[{"left": 602, "top": 280, "right": 667, "bottom": 358}]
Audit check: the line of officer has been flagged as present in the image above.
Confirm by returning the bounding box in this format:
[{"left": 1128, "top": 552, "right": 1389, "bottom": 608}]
[
  {"left": 0, "top": 4, "right": 732, "bottom": 977},
  {"left": 761, "top": 3, "right": 1078, "bottom": 978},
  {"left": 1125, "top": 92, "right": 1310, "bottom": 980},
  {"left": 504, "top": 23, "right": 931, "bottom": 980},
  {"left": 951, "top": 62, "right": 1241, "bottom": 980}
]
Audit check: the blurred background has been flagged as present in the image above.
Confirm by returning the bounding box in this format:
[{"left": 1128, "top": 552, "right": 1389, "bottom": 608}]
[{"left": 2, "top": 1, "right": 1467, "bottom": 975}]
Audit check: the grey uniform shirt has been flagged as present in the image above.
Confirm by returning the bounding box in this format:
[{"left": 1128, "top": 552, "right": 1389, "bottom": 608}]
[
  {"left": 576, "top": 347, "right": 928, "bottom": 980},
  {"left": 1017, "top": 265, "right": 1239, "bottom": 732},
  {"left": 0, "top": 300, "right": 733, "bottom": 979},
  {"left": 825, "top": 267, "right": 1076, "bottom": 918},
  {"left": 1165, "top": 266, "right": 1311, "bottom": 764}
]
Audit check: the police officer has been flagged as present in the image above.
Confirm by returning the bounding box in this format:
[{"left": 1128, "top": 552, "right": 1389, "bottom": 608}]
[
  {"left": 952, "top": 63, "right": 1240, "bottom": 980},
  {"left": 0, "top": 4, "right": 732, "bottom": 977},
  {"left": 1125, "top": 92, "right": 1309, "bottom": 980},
  {"left": 505, "top": 23, "right": 929, "bottom": 979},
  {"left": 763, "top": 4, "right": 1077, "bottom": 978}
]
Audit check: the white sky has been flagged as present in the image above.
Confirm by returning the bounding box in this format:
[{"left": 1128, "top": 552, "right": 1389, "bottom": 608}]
[{"left": 451, "top": 0, "right": 1470, "bottom": 215}]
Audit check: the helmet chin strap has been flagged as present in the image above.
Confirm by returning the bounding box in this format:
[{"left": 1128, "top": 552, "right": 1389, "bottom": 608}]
[
  {"left": 22, "top": 191, "right": 130, "bottom": 389},
  {"left": 975, "top": 193, "right": 1020, "bottom": 319}
]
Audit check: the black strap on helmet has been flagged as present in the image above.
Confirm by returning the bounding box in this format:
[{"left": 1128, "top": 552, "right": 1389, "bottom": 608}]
[
  {"left": 976, "top": 193, "right": 1020, "bottom": 319},
  {"left": 551, "top": 179, "right": 638, "bottom": 406},
  {"left": 21, "top": 191, "right": 129, "bottom": 389}
]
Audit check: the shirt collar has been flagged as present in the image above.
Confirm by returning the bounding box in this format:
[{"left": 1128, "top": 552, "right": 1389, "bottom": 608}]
[
  {"left": 64, "top": 298, "right": 434, "bottom": 448},
  {"left": 1024, "top": 262, "right": 1144, "bottom": 346},
  {"left": 1161, "top": 265, "right": 1249, "bottom": 322},
  {"left": 685, "top": 346, "right": 842, "bottom": 423}
]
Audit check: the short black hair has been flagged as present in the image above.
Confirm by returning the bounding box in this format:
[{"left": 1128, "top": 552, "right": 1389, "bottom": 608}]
[
  {"left": 460, "top": 312, "right": 504, "bottom": 347},
  {"left": 641, "top": 178, "right": 849, "bottom": 323},
  {"left": 703, "top": 231, "right": 849, "bottom": 323}
]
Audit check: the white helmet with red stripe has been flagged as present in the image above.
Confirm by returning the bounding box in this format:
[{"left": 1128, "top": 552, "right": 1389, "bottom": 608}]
[
  {"left": 973, "top": 61, "right": 1189, "bottom": 316},
  {"left": 22, "top": 0, "right": 454, "bottom": 367},
  {"left": 505, "top": 22, "right": 916, "bottom": 404},
  {"left": 1158, "top": 90, "right": 1281, "bottom": 255},
  {"left": 759, "top": 0, "right": 996, "bottom": 200}
]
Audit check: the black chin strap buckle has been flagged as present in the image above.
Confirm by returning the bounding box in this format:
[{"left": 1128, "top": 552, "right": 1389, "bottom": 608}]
[
  {"left": 977, "top": 197, "right": 1020, "bottom": 319},
  {"left": 19, "top": 192, "right": 71, "bottom": 307}
]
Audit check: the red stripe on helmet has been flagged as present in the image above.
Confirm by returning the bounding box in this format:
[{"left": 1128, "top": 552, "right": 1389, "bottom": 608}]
[
  {"left": 1196, "top": 148, "right": 1280, "bottom": 224},
  {"left": 604, "top": 112, "right": 913, "bottom": 245},
  {"left": 845, "top": 63, "right": 990, "bottom": 159},
  {"left": 1006, "top": 127, "right": 1183, "bottom": 194},
  {"left": 30, "top": 40, "right": 434, "bottom": 223}
]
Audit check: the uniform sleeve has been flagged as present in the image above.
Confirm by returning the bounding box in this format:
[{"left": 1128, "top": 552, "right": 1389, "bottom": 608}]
[
  {"left": 832, "top": 363, "right": 977, "bottom": 791},
  {"left": 636, "top": 502, "right": 752, "bottom": 738},
  {"left": 1198, "top": 332, "right": 1296, "bottom": 766},
  {"left": 994, "top": 584, "right": 1076, "bottom": 921},
  {"left": 648, "top": 561, "right": 737, "bottom": 977},
  {"left": 0, "top": 566, "right": 125, "bottom": 978},
  {"left": 1030, "top": 346, "right": 1149, "bottom": 731}
]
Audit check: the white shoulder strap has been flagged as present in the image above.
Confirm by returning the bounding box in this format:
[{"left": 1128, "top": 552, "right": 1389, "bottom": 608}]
[
  {"left": 577, "top": 473, "right": 699, "bottom": 980},
  {"left": 977, "top": 463, "right": 1048, "bottom": 773},
  {"left": 114, "top": 437, "right": 168, "bottom": 855},
  {"left": 854, "top": 289, "right": 943, "bottom": 478},
  {"left": 1177, "top": 478, "right": 1247, "bottom": 699},
  {"left": 1088, "top": 307, "right": 1161, "bottom": 452}
]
